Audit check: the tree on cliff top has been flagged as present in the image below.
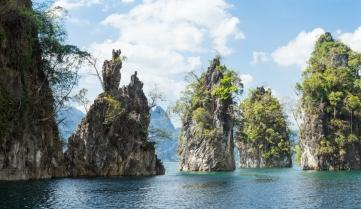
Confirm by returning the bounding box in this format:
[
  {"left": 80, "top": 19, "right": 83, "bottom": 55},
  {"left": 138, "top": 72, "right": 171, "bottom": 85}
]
[
  {"left": 296, "top": 32, "right": 361, "bottom": 158},
  {"left": 238, "top": 87, "right": 291, "bottom": 161},
  {"left": 173, "top": 55, "right": 243, "bottom": 138}
]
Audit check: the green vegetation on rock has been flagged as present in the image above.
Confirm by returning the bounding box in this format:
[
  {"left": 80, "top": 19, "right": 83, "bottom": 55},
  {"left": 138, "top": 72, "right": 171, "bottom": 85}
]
[
  {"left": 174, "top": 56, "right": 243, "bottom": 139},
  {"left": 297, "top": 32, "right": 361, "bottom": 160},
  {"left": 238, "top": 87, "right": 291, "bottom": 161},
  {"left": 19, "top": 4, "right": 91, "bottom": 113},
  {"left": 103, "top": 94, "right": 125, "bottom": 124},
  {"left": 0, "top": 31, "right": 6, "bottom": 43},
  {"left": 211, "top": 67, "right": 243, "bottom": 100}
]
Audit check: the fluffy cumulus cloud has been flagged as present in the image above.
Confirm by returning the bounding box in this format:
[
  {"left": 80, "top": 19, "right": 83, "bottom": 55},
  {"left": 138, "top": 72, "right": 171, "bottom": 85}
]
[
  {"left": 251, "top": 51, "right": 268, "bottom": 64},
  {"left": 101, "top": 0, "right": 244, "bottom": 55},
  {"left": 339, "top": 26, "right": 361, "bottom": 53},
  {"left": 271, "top": 28, "right": 325, "bottom": 68},
  {"left": 83, "top": 0, "right": 244, "bottom": 104}
]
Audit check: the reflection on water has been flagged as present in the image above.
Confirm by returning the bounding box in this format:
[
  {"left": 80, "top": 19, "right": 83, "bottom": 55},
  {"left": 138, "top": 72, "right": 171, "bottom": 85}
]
[{"left": 1, "top": 162, "right": 361, "bottom": 208}]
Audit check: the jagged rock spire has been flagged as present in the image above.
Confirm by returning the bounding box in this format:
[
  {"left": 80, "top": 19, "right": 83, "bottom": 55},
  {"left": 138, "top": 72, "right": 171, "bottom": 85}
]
[
  {"left": 129, "top": 71, "right": 143, "bottom": 89},
  {"left": 102, "top": 49, "right": 122, "bottom": 93}
]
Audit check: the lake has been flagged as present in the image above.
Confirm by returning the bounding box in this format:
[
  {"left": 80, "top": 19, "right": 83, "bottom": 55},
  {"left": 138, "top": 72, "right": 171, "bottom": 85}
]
[{"left": 1, "top": 162, "right": 361, "bottom": 209}]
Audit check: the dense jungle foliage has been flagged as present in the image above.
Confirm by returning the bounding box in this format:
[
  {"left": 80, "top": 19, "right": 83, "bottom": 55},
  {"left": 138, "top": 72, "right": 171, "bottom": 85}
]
[{"left": 238, "top": 87, "right": 291, "bottom": 160}]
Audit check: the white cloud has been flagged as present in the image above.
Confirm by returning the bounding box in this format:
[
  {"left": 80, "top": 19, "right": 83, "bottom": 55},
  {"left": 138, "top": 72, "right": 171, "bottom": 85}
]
[
  {"left": 240, "top": 74, "right": 253, "bottom": 86},
  {"left": 101, "top": 0, "right": 244, "bottom": 55},
  {"left": 121, "top": 0, "right": 134, "bottom": 3},
  {"left": 85, "top": 0, "right": 244, "bottom": 104},
  {"left": 251, "top": 51, "right": 268, "bottom": 64},
  {"left": 339, "top": 26, "right": 361, "bottom": 53},
  {"left": 271, "top": 28, "right": 325, "bottom": 68},
  {"left": 84, "top": 39, "right": 192, "bottom": 103}
]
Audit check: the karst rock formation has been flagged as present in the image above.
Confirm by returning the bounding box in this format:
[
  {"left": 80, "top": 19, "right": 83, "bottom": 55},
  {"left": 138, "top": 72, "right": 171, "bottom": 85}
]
[{"left": 65, "top": 50, "right": 165, "bottom": 176}]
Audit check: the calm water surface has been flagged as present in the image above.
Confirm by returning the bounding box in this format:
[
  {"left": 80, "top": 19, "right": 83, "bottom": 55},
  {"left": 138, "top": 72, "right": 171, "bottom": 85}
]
[{"left": 1, "top": 162, "right": 361, "bottom": 209}]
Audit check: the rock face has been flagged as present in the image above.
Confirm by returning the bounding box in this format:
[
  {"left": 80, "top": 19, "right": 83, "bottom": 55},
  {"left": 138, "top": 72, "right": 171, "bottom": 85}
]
[
  {"left": 237, "top": 143, "right": 292, "bottom": 168},
  {"left": 65, "top": 51, "right": 165, "bottom": 176},
  {"left": 178, "top": 57, "right": 235, "bottom": 171},
  {"left": 0, "top": 0, "right": 65, "bottom": 180},
  {"left": 299, "top": 33, "right": 361, "bottom": 170},
  {"left": 102, "top": 49, "right": 122, "bottom": 93},
  {"left": 236, "top": 87, "right": 292, "bottom": 168}
]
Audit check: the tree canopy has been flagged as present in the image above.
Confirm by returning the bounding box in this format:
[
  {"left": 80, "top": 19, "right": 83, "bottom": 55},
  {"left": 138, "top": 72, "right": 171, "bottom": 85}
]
[
  {"left": 238, "top": 87, "right": 291, "bottom": 161},
  {"left": 173, "top": 56, "right": 243, "bottom": 123}
]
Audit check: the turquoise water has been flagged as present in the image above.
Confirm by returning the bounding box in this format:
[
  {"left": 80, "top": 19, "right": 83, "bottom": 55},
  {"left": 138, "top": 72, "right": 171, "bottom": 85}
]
[{"left": 1, "top": 162, "right": 361, "bottom": 209}]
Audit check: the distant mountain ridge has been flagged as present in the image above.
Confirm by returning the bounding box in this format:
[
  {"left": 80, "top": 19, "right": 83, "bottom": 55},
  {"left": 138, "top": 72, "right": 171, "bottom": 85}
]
[
  {"left": 57, "top": 107, "right": 85, "bottom": 140},
  {"left": 150, "top": 106, "right": 179, "bottom": 162}
]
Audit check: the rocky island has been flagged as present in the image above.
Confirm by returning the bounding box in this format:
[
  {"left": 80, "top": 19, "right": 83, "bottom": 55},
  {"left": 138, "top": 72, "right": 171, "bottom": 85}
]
[
  {"left": 236, "top": 87, "right": 292, "bottom": 168},
  {"left": 65, "top": 50, "right": 165, "bottom": 176},
  {"left": 177, "top": 56, "right": 243, "bottom": 171},
  {"left": 298, "top": 33, "right": 361, "bottom": 170}
]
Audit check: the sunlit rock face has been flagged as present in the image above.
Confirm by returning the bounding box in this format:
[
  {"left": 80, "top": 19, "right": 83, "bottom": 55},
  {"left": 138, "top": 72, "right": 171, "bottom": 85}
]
[
  {"left": 178, "top": 58, "right": 235, "bottom": 172},
  {"left": 65, "top": 50, "right": 164, "bottom": 176},
  {"left": 0, "top": 0, "right": 65, "bottom": 180}
]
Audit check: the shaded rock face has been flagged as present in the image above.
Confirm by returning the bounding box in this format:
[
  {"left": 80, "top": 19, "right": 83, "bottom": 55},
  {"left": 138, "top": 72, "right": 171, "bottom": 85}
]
[
  {"left": 237, "top": 143, "right": 292, "bottom": 168},
  {"left": 65, "top": 51, "right": 164, "bottom": 176},
  {"left": 0, "top": 1, "right": 65, "bottom": 180},
  {"left": 102, "top": 49, "right": 122, "bottom": 93},
  {"left": 178, "top": 58, "right": 235, "bottom": 172}
]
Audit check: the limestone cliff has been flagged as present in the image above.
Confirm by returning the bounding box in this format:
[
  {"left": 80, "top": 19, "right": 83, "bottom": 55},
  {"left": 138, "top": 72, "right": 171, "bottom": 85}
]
[
  {"left": 65, "top": 50, "right": 165, "bottom": 176},
  {"left": 178, "top": 57, "right": 238, "bottom": 171},
  {"left": 236, "top": 87, "right": 292, "bottom": 168},
  {"left": 0, "top": 0, "right": 64, "bottom": 180},
  {"left": 299, "top": 33, "right": 361, "bottom": 170}
]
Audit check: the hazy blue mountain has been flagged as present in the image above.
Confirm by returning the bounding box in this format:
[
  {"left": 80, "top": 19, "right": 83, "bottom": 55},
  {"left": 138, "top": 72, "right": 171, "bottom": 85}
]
[
  {"left": 57, "top": 107, "right": 84, "bottom": 140},
  {"left": 150, "top": 106, "right": 179, "bottom": 162}
]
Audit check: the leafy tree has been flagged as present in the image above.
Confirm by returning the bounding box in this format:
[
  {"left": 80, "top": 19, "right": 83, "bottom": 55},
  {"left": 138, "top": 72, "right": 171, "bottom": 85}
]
[
  {"left": 238, "top": 87, "right": 291, "bottom": 162},
  {"left": 21, "top": 3, "right": 91, "bottom": 113}
]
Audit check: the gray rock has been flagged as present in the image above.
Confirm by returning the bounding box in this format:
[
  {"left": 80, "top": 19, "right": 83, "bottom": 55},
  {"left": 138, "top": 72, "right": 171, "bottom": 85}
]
[
  {"left": 178, "top": 57, "right": 235, "bottom": 172},
  {"left": 102, "top": 49, "right": 122, "bottom": 93},
  {"left": 0, "top": 0, "right": 65, "bottom": 180},
  {"left": 237, "top": 142, "right": 292, "bottom": 168},
  {"left": 65, "top": 51, "right": 164, "bottom": 176}
]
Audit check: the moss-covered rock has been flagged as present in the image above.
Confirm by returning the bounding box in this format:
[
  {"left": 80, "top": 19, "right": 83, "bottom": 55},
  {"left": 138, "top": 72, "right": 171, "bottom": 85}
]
[
  {"left": 177, "top": 56, "right": 243, "bottom": 171},
  {"left": 298, "top": 32, "right": 361, "bottom": 170},
  {"left": 236, "top": 87, "right": 292, "bottom": 168}
]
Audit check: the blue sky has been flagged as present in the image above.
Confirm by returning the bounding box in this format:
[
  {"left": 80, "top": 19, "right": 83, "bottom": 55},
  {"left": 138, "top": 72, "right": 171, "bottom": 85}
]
[{"left": 42, "top": 0, "right": 361, "bottom": 126}]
